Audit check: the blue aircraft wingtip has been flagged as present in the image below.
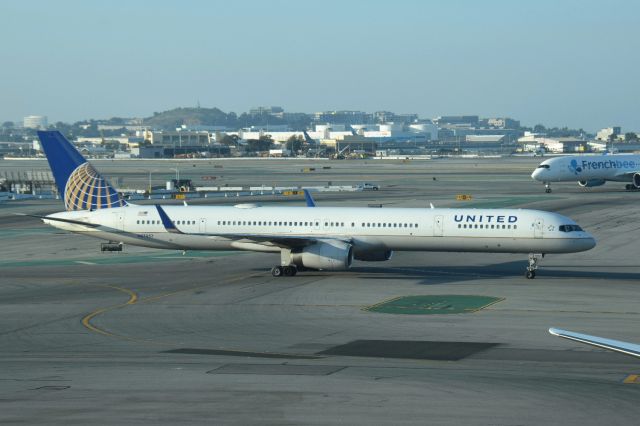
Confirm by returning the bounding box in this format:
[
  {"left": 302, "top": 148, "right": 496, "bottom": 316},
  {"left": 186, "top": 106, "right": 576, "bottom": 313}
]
[{"left": 303, "top": 189, "right": 316, "bottom": 207}]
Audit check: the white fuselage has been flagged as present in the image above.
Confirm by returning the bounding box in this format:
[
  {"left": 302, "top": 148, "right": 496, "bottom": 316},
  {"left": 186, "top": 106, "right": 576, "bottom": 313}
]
[
  {"left": 532, "top": 154, "right": 640, "bottom": 184},
  {"left": 44, "top": 204, "right": 596, "bottom": 255}
]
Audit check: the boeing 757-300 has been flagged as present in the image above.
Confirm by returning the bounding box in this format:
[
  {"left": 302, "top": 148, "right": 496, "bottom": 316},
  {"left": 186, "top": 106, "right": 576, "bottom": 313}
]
[
  {"left": 532, "top": 154, "right": 640, "bottom": 193},
  {"left": 33, "top": 131, "right": 595, "bottom": 279}
]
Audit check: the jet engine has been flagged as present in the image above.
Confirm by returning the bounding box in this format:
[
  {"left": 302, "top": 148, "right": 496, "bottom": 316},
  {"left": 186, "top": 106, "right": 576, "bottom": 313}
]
[
  {"left": 633, "top": 173, "right": 640, "bottom": 189},
  {"left": 353, "top": 249, "right": 393, "bottom": 262},
  {"left": 291, "top": 240, "right": 353, "bottom": 271},
  {"left": 578, "top": 179, "right": 606, "bottom": 187}
]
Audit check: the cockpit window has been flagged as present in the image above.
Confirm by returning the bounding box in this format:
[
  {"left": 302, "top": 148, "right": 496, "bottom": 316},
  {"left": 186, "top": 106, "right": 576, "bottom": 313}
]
[
  {"left": 559, "top": 224, "right": 583, "bottom": 232},
  {"left": 537, "top": 164, "right": 550, "bottom": 169}
]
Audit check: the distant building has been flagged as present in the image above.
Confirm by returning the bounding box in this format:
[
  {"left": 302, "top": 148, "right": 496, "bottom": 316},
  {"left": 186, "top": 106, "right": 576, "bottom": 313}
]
[
  {"left": 465, "top": 135, "right": 506, "bottom": 143},
  {"left": 435, "top": 115, "right": 479, "bottom": 126},
  {"left": 313, "top": 110, "right": 371, "bottom": 124},
  {"left": 596, "top": 127, "right": 621, "bottom": 141},
  {"left": 148, "top": 130, "right": 211, "bottom": 146},
  {"left": 23, "top": 115, "right": 47, "bottom": 129},
  {"left": 518, "top": 132, "right": 586, "bottom": 153},
  {"left": 485, "top": 117, "right": 520, "bottom": 129},
  {"left": 249, "top": 106, "right": 284, "bottom": 118}
]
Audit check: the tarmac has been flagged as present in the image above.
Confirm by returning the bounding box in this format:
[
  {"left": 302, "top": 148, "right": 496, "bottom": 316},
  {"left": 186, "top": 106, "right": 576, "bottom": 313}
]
[{"left": 1, "top": 156, "right": 640, "bottom": 425}]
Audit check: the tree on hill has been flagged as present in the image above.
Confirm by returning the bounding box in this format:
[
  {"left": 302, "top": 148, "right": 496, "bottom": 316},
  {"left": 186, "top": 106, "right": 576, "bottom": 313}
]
[{"left": 625, "top": 132, "right": 638, "bottom": 142}]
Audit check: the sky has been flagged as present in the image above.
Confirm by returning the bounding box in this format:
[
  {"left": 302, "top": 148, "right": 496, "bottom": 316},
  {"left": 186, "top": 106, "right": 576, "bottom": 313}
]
[{"left": 1, "top": 0, "right": 638, "bottom": 131}]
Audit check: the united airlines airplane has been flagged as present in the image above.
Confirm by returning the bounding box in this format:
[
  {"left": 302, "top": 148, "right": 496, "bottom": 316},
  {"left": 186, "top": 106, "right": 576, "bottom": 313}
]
[
  {"left": 34, "top": 131, "right": 595, "bottom": 279},
  {"left": 532, "top": 154, "right": 640, "bottom": 193}
]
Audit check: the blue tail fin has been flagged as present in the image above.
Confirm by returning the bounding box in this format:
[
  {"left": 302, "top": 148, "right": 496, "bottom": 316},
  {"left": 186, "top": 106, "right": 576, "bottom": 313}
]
[
  {"left": 38, "top": 131, "right": 127, "bottom": 211},
  {"left": 303, "top": 131, "right": 316, "bottom": 144}
]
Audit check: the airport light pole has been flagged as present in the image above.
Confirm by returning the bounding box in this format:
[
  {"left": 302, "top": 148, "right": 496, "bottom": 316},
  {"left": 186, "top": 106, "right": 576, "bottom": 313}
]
[
  {"left": 170, "top": 167, "right": 180, "bottom": 181},
  {"left": 142, "top": 169, "right": 156, "bottom": 196}
]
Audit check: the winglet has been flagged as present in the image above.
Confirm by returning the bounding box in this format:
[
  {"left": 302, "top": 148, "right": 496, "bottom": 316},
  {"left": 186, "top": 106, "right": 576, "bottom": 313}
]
[
  {"left": 155, "top": 205, "right": 183, "bottom": 234},
  {"left": 303, "top": 189, "right": 316, "bottom": 207}
]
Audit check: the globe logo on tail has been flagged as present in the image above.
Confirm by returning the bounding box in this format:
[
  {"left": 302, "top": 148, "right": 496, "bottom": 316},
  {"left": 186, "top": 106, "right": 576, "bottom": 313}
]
[
  {"left": 64, "top": 162, "right": 127, "bottom": 211},
  {"left": 568, "top": 159, "right": 582, "bottom": 175}
]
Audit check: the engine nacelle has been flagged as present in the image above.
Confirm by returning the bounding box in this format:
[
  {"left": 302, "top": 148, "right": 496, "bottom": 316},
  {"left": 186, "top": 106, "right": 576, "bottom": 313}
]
[
  {"left": 292, "top": 240, "right": 353, "bottom": 271},
  {"left": 353, "top": 249, "right": 393, "bottom": 262},
  {"left": 633, "top": 173, "right": 640, "bottom": 189},
  {"left": 578, "top": 179, "right": 606, "bottom": 188}
]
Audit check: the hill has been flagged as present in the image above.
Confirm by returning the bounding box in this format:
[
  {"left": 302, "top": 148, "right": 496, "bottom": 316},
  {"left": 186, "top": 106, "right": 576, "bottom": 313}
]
[{"left": 143, "top": 107, "right": 238, "bottom": 129}]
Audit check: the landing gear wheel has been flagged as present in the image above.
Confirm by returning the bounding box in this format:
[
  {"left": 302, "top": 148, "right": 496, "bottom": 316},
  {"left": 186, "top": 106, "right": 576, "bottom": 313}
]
[
  {"left": 544, "top": 183, "right": 552, "bottom": 193},
  {"left": 626, "top": 184, "right": 633, "bottom": 191},
  {"left": 525, "top": 253, "right": 542, "bottom": 279},
  {"left": 283, "top": 265, "right": 297, "bottom": 276},
  {"left": 271, "top": 266, "right": 283, "bottom": 277}
]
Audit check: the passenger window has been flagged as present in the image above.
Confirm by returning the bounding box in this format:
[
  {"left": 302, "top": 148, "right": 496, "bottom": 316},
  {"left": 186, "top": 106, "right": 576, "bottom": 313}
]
[{"left": 502, "top": 224, "right": 506, "bottom": 229}]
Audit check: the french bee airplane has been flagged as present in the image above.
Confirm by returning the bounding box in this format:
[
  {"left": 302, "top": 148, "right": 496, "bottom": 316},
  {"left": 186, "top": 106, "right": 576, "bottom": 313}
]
[
  {"left": 532, "top": 154, "right": 640, "bottom": 193},
  {"left": 35, "top": 131, "right": 595, "bottom": 279}
]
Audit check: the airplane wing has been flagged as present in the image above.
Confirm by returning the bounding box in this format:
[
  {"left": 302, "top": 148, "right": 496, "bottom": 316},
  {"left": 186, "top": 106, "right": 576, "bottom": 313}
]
[{"left": 549, "top": 327, "right": 640, "bottom": 358}]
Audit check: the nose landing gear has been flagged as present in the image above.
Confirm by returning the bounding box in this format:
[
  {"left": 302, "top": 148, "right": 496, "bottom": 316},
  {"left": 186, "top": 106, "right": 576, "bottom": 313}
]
[
  {"left": 544, "top": 183, "right": 552, "bottom": 193},
  {"left": 526, "top": 253, "right": 544, "bottom": 279}
]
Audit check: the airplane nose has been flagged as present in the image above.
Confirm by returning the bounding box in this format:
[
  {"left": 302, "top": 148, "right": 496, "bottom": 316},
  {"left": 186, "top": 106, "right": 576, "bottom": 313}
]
[
  {"left": 531, "top": 168, "right": 542, "bottom": 180},
  {"left": 580, "top": 234, "right": 597, "bottom": 251}
]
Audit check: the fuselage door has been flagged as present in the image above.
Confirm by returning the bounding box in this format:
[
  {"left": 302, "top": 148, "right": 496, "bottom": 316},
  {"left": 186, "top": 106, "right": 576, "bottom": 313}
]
[
  {"left": 433, "top": 215, "right": 444, "bottom": 237},
  {"left": 112, "top": 211, "right": 125, "bottom": 231},
  {"left": 534, "top": 218, "right": 544, "bottom": 238},
  {"left": 199, "top": 218, "right": 206, "bottom": 233}
]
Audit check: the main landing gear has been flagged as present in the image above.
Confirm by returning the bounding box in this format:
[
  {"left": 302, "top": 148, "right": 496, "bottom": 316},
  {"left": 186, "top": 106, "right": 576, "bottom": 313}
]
[
  {"left": 526, "top": 253, "right": 543, "bottom": 279},
  {"left": 271, "top": 265, "right": 297, "bottom": 277},
  {"left": 271, "top": 248, "right": 298, "bottom": 277},
  {"left": 625, "top": 184, "right": 640, "bottom": 191},
  {"left": 544, "top": 182, "right": 552, "bottom": 193}
]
